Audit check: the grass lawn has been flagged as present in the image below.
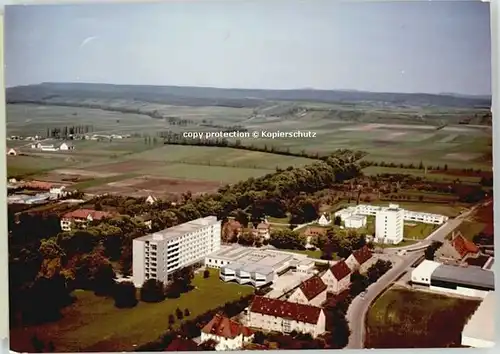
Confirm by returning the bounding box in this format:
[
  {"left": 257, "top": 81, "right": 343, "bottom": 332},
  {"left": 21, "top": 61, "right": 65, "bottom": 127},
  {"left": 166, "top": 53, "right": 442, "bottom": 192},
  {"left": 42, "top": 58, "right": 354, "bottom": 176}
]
[
  {"left": 404, "top": 223, "right": 437, "bottom": 240},
  {"left": 370, "top": 200, "right": 467, "bottom": 218},
  {"left": 267, "top": 215, "right": 290, "bottom": 224},
  {"left": 375, "top": 240, "right": 419, "bottom": 249},
  {"left": 446, "top": 221, "right": 486, "bottom": 241},
  {"left": 282, "top": 248, "right": 323, "bottom": 259},
  {"left": 365, "top": 287, "right": 480, "bottom": 348},
  {"left": 10, "top": 269, "right": 253, "bottom": 353}
]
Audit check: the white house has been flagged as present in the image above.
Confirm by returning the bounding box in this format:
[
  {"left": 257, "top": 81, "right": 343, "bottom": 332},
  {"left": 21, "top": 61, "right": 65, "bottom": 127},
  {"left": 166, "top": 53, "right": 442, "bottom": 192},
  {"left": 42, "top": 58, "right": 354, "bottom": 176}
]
[
  {"left": 50, "top": 185, "right": 67, "bottom": 197},
  {"left": 344, "top": 215, "right": 367, "bottom": 229},
  {"left": 7, "top": 148, "right": 17, "bottom": 156},
  {"left": 201, "top": 314, "right": 254, "bottom": 351},
  {"left": 288, "top": 275, "right": 328, "bottom": 307},
  {"left": 247, "top": 296, "right": 326, "bottom": 338},
  {"left": 59, "top": 142, "right": 74, "bottom": 151},
  {"left": 317, "top": 213, "right": 331, "bottom": 226},
  {"left": 320, "top": 260, "right": 352, "bottom": 295},
  {"left": 145, "top": 195, "right": 158, "bottom": 205},
  {"left": 374, "top": 204, "right": 404, "bottom": 244}
]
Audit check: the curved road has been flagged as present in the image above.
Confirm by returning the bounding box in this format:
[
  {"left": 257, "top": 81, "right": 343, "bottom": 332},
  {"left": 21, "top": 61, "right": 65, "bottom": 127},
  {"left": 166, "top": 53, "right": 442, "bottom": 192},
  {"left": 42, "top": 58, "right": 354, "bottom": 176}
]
[{"left": 345, "top": 201, "right": 489, "bottom": 349}]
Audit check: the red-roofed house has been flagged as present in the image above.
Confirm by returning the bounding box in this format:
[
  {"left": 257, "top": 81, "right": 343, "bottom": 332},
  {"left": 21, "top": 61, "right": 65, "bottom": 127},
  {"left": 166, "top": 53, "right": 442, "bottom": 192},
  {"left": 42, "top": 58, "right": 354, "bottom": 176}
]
[
  {"left": 288, "top": 275, "right": 327, "bottom": 306},
  {"left": 346, "top": 245, "right": 373, "bottom": 272},
  {"left": 247, "top": 296, "right": 326, "bottom": 337},
  {"left": 436, "top": 231, "right": 481, "bottom": 263},
  {"left": 200, "top": 314, "right": 254, "bottom": 350},
  {"left": 60, "top": 209, "right": 113, "bottom": 231},
  {"left": 321, "top": 260, "right": 352, "bottom": 294}
]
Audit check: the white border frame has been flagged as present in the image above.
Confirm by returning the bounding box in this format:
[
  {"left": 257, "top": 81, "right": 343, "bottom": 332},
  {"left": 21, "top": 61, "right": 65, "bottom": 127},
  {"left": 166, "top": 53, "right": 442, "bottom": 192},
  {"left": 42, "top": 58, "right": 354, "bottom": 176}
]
[{"left": 0, "top": 1, "right": 498, "bottom": 354}]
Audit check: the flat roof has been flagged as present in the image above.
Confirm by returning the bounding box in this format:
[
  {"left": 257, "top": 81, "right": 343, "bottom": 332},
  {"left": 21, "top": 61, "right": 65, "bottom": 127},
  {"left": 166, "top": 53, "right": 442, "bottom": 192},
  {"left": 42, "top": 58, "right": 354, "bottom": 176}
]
[
  {"left": 462, "top": 292, "right": 495, "bottom": 344},
  {"left": 413, "top": 260, "right": 442, "bottom": 277},
  {"left": 346, "top": 215, "right": 366, "bottom": 221},
  {"left": 207, "top": 244, "right": 254, "bottom": 262},
  {"left": 221, "top": 248, "right": 295, "bottom": 275},
  {"left": 431, "top": 264, "right": 495, "bottom": 290},
  {"left": 135, "top": 216, "right": 218, "bottom": 242}
]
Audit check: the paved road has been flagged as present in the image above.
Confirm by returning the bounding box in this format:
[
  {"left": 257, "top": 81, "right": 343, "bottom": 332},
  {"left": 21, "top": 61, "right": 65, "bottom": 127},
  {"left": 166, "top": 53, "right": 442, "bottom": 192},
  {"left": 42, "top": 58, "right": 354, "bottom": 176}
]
[{"left": 345, "top": 201, "right": 489, "bottom": 349}]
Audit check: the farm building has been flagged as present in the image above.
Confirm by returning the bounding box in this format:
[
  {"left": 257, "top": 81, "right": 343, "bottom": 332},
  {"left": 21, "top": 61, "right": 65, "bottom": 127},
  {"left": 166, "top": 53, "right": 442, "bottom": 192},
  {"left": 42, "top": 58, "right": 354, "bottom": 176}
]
[
  {"left": 7, "top": 148, "right": 17, "bottom": 156},
  {"left": 59, "top": 142, "right": 75, "bottom": 150},
  {"left": 411, "top": 260, "right": 494, "bottom": 299},
  {"left": 461, "top": 291, "right": 495, "bottom": 348}
]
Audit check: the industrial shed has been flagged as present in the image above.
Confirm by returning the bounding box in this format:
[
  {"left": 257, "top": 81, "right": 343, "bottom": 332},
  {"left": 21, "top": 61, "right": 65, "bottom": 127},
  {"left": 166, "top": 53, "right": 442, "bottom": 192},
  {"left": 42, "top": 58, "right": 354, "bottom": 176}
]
[{"left": 411, "top": 260, "right": 494, "bottom": 298}]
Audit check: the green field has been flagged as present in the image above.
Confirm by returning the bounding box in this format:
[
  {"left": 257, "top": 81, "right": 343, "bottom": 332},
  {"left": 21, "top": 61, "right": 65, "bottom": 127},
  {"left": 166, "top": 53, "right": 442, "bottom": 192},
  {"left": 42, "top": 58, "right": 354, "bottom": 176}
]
[
  {"left": 365, "top": 287, "right": 480, "bottom": 348},
  {"left": 404, "top": 222, "right": 437, "bottom": 240},
  {"left": 10, "top": 269, "right": 253, "bottom": 353}
]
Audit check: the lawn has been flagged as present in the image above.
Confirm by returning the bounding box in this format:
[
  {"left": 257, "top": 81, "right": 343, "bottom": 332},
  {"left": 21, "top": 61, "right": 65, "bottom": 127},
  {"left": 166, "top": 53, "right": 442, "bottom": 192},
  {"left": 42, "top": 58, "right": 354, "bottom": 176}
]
[
  {"left": 9, "top": 269, "right": 253, "bottom": 353},
  {"left": 404, "top": 222, "right": 437, "bottom": 240},
  {"left": 365, "top": 287, "right": 480, "bottom": 348},
  {"left": 281, "top": 248, "right": 323, "bottom": 259},
  {"left": 446, "top": 220, "right": 486, "bottom": 241},
  {"left": 375, "top": 239, "right": 419, "bottom": 249}
]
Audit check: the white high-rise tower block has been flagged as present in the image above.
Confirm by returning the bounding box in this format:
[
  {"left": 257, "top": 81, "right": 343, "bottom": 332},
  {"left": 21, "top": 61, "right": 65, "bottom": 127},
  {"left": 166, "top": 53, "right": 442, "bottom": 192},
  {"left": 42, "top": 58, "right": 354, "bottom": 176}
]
[{"left": 375, "top": 204, "right": 404, "bottom": 244}]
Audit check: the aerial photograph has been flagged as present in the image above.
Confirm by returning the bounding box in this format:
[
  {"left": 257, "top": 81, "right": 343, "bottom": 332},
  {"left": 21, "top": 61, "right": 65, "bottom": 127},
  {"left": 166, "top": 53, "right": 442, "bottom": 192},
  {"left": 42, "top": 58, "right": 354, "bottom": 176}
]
[{"left": 5, "top": 0, "right": 493, "bottom": 352}]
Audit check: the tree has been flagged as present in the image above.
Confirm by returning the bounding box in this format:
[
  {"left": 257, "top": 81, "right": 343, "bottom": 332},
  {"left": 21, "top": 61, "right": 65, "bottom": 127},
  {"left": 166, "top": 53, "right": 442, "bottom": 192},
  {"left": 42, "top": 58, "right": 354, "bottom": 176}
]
[
  {"left": 203, "top": 269, "right": 210, "bottom": 278},
  {"left": 46, "top": 341, "right": 56, "bottom": 353},
  {"left": 176, "top": 307, "right": 184, "bottom": 319},
  {"left": 199, "top": 339, "right": 218, "bottom": 351},
  {"left": 113, "top": 281, "right": 138, "bottom": 308},
  {"left": 334, "top": 216, "right": 342, "bottom": 226},
  {"left": 168, "top": 314, "right": 175, "bottom": 325},
  {"left": 424, "top": 241, "right": 443, "bottom": 260},
  {"left": 140, "top": 279, "right": 166, "bottom": 303},
  {"left": 184, "top": 308, "right": 190, "bottom": 317}
]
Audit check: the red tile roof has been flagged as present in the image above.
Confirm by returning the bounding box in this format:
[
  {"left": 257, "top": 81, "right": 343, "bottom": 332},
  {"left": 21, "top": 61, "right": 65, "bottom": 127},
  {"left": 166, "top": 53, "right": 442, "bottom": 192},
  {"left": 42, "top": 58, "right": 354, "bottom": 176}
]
[
  {"left": 166, "top": 338, "right": 199, "bottom": 351},
  {"left": 63, "top": 209, "right": 112, "bottom": 221},
  {"left": 299, "top": 276, "right": 327, "bottom": 300},
  {"left": 257, "top": 222, "right": 270, "bottom": 230},
  {"left": 452, "top": 234, "right": 480, "bottom": 259},
  {"left": 304, "top": 227, "right": 327, "bottom": 237},
  {"left": 250, "top": 296, "right": 323, "bottom": 324},
  {"left": 201, "top": 314, "right": 253, "bottom": 339},
  {"left": 24, "top": 181, "right": 53, "bottom": 190},
  {"left": 329, "top": 261, "right": 351, "bottom": 281},
  {"left": 352, "top": 245, "right": 372, "bottom": 265}
]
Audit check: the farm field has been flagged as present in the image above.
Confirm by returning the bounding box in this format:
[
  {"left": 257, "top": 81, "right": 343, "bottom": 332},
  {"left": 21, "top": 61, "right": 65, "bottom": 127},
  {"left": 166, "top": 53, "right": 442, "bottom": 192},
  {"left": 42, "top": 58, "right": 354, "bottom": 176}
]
[
  {"left": 9, "top": 269, "right": 253, "bottom": 353},
  {"left": 365, "top": 287, "right": 480, "bottom": 348}
]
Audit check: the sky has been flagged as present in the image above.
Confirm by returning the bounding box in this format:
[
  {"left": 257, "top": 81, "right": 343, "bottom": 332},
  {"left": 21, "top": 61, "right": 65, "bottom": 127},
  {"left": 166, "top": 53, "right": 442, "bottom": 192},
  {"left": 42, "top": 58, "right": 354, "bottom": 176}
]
[{"left": 4, "top": 0, "right": 492, "bottom": 96}]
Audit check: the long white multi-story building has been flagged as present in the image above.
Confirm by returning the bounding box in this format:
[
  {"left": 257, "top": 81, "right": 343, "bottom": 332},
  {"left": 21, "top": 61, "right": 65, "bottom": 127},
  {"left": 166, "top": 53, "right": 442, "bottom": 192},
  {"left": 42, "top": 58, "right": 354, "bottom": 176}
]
[
  {"left": 132, "top": 216, "right": 221, "bottom": 287},
  {"left": 374, "top": 204, "right": 405, "bottom": 244},
  {"left": 335, "top": 203, "right": 448, "bottom": 225}
]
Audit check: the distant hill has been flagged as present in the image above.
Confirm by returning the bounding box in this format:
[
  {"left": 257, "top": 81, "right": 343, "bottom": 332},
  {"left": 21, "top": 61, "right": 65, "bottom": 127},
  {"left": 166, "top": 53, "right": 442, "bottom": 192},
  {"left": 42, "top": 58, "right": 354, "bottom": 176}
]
[{"left": 6, "top": 82, "right": 492, "bottom": 109}]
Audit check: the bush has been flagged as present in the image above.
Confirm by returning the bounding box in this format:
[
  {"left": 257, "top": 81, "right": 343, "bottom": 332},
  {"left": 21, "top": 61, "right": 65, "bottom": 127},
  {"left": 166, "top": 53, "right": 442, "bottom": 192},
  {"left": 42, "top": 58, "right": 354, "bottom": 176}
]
[
  {"left": 113, "top": 281, "right": 138, "bottom": 309},
  {"left": 140, "top": 279, "right": 165, "bottom": 303},
  {"left": 203, "top": 269, "right": 210, "bottom": 278}
]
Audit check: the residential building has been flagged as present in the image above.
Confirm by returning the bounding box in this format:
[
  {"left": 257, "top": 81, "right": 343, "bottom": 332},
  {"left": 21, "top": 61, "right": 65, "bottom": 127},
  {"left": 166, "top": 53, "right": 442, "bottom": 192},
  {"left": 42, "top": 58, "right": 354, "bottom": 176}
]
[
  {"left": 247, "top": 296, "right": 326, "bottom": 338},
  {"left": 201, "top": 314, "right": 254, "bottom": 351},
  {"left": 435, "top": 232, "right": 480, "bottom": 264},
  {"left": 288, "top": 276, "right": 327, "bottom": 307},
  {"left": 222, "top": 219, "right": 243, "bottom": 240},
  {"left": 317, "top": 213, "right": 331, "bottom": 226},
  {"left": 303, "top": 226, "right": 327, "bottom": 238},
  {"left": 374, "top": 204, "right": 404, "bottom": 244},
  {"left": 345, "top": 246, "right": 373, "bottom": 272},
  {"left": 7, "top": 148, "right": 17, "bottom": 156},
  {"left": 132, "top": 216, "right": 221, "bottom": 287},
  {"left": 59, "top": 142, "right": 74, "bottom": 151},
  {"left": 256, "top": 221, "right": 271, "bottom": 239},
  {"left": 461, "top": 292, "right": 495, "bottom": 348},
  {"left": 344, "top": 215, "right": 367, "bottom": 229},
  {"left": 49, "top": 185, "right": 67, "bottom": 197},
  {"left": 336, "top": 204, "right": 448, "bottom": 225},
  {"left": 321, "top": 260, "right": 351, "bottom": 294},
  {"left": 60, "top": 209, "right": 113, "bottom": 231},
  {"left": 411, "top": 260, "right": 494, "bottom": 298},
  {"left": 145, "top": 195, "right": 158, "bottom": 205}
]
